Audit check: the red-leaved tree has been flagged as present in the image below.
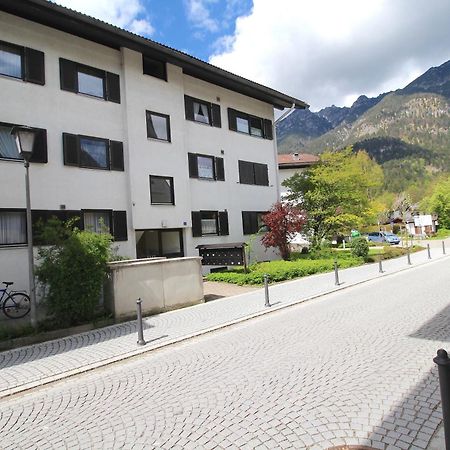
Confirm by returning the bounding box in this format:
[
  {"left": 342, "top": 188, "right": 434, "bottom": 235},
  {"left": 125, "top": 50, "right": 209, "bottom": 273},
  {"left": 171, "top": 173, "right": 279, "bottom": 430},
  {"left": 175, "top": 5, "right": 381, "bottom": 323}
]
[{"left": 261, "top": 202, "right": 306, "bottom": 260}]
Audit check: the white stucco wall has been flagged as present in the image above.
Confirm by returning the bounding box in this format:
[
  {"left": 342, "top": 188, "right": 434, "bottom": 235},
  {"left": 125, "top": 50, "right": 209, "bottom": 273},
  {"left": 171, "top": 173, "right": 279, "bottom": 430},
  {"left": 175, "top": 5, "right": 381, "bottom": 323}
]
[{"left": 0, "top": 10, "right": 281, "bottom": 292}]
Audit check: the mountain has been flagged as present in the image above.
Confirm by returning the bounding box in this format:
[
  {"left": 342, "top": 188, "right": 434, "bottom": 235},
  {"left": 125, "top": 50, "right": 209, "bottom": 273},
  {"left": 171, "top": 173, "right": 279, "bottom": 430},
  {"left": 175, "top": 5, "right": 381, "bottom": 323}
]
[{"left": 276, "top": 59, "right": 450, "bottom": 198}]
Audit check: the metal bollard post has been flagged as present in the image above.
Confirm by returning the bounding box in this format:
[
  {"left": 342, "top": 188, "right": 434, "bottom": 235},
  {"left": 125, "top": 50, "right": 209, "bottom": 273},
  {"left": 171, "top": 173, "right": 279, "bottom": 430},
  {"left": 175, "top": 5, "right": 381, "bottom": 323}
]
[
  {"left": 264, "top": 274, "right": 271, "bottom": 307},
  {"left": 334, "top": 259, "right": 340, "bottom": 286},
  {"left": 378, "top": 257, "right": 383, "bottom": 273},
  {"left": 444, "top": 241, "right": 447, "bottom": 255},
  {"left": 427, "top": 243, "right": 432, "bottom": 259},
  {"left": 407, "top": 246, "right": 412, "bottom": 265},
  {"left": 434, "top": 349, "right": 450, "bottom": 450},
  {"left": 136, "top": 298, "right": 146, "bottom": 346}
]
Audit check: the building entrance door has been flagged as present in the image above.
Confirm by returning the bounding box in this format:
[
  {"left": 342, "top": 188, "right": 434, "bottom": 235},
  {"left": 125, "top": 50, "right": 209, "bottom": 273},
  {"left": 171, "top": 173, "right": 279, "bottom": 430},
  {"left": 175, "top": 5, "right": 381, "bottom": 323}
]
[{"left": 136, "top": 229, "right": 184, "bottom": 258}]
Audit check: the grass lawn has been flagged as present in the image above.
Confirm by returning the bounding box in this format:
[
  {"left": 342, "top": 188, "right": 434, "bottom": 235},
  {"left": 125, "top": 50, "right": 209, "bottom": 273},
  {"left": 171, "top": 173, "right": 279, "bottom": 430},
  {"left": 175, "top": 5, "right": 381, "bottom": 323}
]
[{"left": 206, "top": 245, "right": 423, "bottom": 286}]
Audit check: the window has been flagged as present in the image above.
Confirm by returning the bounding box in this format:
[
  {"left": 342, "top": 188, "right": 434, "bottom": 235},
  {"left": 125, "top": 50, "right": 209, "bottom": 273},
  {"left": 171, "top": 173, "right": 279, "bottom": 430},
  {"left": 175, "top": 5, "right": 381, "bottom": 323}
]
[
  {"left": 0, "top": 210, "right": 26, "bottom": 245},
  {"left": 63, "top": 133, "right": 124, "bottom": 171},
  {"left": 83, "top": 210, "right": 111, "bottom": 234},
  {"left": 242, "top": 211, "right": 267, "bottom": 235},
  {"left": 188, "top": 153, "right": 225, "bottom": 181},
  {"left": 59, "top": 58, "right": 120, "bottom": 103},
  {"left": 150, "top": 176, "right": 174, "bottom": 205},
  {"left": 136, "top": 229, "right": 184, "bottom": 258},
  {"left": 0, "top": 40, "right": 45, "bottom": 85},
  {"left": 238, "top": 160, "right": 269, "bottom": 186},
  {"left": 0, "top": 123, "right": 48, "bottom": 163},
  {"left": 142, "top": 55, "right": 167, "bottom": 81},
  {"left": 191, "top": 211, "right": 229, "bottom": 237},
  {"left": 146, "top": 111, "right": 171, "bottom": 142},
  {"left": 228, "top": 108, "right": 273, "bottom": 139},
  {"left": 184, "top": 96, "right": 221, "bottom": 127}
]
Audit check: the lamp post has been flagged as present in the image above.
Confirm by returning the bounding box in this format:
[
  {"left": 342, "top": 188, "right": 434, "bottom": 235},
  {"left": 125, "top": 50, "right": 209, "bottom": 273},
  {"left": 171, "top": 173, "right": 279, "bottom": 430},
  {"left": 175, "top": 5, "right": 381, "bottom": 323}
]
[{"left": 11, "top": 126, "right": 37, "bottom": 327}]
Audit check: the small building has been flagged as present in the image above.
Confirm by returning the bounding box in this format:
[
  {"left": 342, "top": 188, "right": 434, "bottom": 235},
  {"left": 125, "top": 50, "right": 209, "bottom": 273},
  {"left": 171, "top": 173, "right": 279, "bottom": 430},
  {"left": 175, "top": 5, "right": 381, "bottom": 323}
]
[
  {"left": 278, "top": 152, "right": 319, "bottom": 197},
  {"left": 405, "top": 214, "right": 438, "bottom": 237}
]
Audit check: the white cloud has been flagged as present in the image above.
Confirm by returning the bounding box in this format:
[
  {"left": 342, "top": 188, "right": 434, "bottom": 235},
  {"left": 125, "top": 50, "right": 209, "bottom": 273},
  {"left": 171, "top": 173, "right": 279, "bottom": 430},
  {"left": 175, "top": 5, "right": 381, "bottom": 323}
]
[
  {"left": 184, "top": 0, "right": 219, "bottom": 33},
  {"left": 210, "top": 0, "right": 450, "bottom": 110},
  {"left": 54, "top": 0, "right": 154, "bottom": 36}
]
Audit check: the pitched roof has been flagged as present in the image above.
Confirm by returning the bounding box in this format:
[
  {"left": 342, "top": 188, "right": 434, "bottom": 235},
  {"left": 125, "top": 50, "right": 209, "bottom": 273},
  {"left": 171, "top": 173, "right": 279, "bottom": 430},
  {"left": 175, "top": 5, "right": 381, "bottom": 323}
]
[
  {"left": 0, "top": 0, "right": 309, "bottom": 110},
  {"left": 278, "top": 153, "right": 319, "bottom": 168}
]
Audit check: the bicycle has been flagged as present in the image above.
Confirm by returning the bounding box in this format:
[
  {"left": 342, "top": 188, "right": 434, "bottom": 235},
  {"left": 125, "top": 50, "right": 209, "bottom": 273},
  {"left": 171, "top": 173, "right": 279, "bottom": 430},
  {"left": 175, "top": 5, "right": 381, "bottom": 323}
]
[{"left": 0, "top": 282, "right": 31, "bottom": 319}]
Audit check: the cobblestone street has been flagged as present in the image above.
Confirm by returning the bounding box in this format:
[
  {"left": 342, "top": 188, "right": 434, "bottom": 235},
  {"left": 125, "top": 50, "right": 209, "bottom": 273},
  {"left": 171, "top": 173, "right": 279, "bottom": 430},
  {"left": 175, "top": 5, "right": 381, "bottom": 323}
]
[{"left": 1, "top": 255, "right": 449, "bottom": 449}]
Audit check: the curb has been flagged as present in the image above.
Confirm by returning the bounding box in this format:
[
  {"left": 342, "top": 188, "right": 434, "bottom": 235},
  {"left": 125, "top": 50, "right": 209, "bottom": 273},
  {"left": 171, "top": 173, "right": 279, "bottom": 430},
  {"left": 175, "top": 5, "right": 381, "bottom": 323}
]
[{"left": 1, "top": 252, "right": 448, "bottom": 399}]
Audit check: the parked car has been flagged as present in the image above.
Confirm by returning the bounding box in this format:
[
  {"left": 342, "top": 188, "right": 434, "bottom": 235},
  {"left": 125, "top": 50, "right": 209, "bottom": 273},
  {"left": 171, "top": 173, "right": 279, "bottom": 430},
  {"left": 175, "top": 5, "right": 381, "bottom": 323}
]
[{"left": 367, "top": 231, "right": 400, "bottom": 245}]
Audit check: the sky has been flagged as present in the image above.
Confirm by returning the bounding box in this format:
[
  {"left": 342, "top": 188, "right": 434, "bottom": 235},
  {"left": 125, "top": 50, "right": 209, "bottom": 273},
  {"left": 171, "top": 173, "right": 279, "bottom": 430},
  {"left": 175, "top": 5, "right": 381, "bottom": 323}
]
[{"left": 54, "top": 0, "right": 450, "bottom": 111}]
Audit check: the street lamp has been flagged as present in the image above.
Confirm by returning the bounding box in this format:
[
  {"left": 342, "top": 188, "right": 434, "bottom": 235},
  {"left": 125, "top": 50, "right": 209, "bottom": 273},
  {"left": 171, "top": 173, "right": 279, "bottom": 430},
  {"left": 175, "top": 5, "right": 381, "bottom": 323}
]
[{"left": 11, "top": 126, "right": 37, "bottom": 327}]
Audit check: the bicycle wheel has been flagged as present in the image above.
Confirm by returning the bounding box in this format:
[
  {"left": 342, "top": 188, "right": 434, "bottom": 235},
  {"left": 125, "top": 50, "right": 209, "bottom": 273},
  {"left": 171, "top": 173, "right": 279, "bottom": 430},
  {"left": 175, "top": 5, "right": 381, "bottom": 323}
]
[{"left": 3, "top": 293, "right": 31, "bottom": 319}]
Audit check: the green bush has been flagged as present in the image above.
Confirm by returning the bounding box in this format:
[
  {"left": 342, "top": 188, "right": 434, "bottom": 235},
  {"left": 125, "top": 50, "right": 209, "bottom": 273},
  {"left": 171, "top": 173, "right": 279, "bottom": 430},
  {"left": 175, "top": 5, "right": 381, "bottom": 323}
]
[
  {"left": 36, "top": 220, "right": 112, "bottom": 327},
  {"left": 351, "top": 237, "right": 369, "bottom": 259},
  {"left": 206, "top": 256, "right": 362, "bottom": 285}
]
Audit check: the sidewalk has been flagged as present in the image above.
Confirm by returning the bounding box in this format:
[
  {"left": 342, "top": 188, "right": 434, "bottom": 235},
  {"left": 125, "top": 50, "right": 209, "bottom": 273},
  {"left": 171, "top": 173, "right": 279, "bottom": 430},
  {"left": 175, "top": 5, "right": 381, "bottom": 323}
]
[{"left": 0, "top": 240, "right": 449, "bottom": 399}]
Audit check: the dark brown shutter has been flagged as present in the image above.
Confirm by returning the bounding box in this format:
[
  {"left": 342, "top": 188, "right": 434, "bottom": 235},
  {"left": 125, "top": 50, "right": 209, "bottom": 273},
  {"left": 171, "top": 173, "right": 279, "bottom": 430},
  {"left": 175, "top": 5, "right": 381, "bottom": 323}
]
[
  {"left": 238, "top": 160, "right": 254, "bottom": 184},
  {"left": 24, "top": 47, "right": 45, "bottom": 85},
  {"left": 254, "top": 163, "right": 269, "bottom": 186},
  {"left": 228, "top": 108, "right": 237, "bottom": 131},
  {"left": 211, "top": 103, "right": 221, "bottom": 128},
  {"left": 184, "top": 96, "right": 195, "bottom": 121},
  {"left": 106, "top": 72, "right": 120, "bottom": 103},
  {"left": 112, "top": 211, "right": 128, "bottom": 241},
  {"left": 29, "top": 128, "right": 48, "bottom": 163},
  {"left": 188, "top": 153, "right": 198, "bottom": 178},
  {"left": 59, "top": 58, "right": 77, "bottom": 92},
  {"left": 215, "top": 157, "right": 225, "bottom": 181},
  {"left": 263, "top": 119, "right": 273, "bottom": 140},
  {"left": 110, "top": 141, "right": 124, "bottom": 171},
  {"left": 242, "top": 211, "right": 254, "bottom": 235},
  {"left": 219, "top": 211, "right": 229, "bottom": 236},
  {"left": 191, "top": 211, "right": 202, "bottom": 237},
  {"left": 63, "top": 133, "right": 79, "bottom": 166}
]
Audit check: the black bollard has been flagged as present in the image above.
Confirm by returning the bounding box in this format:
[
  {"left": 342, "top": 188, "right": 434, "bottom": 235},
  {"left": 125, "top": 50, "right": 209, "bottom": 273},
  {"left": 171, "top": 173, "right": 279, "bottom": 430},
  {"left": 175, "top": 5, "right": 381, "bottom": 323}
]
[
  {"left": 407, "top": 246, "right": 412, "bottom": 265},
  {"left": 444, "top": 241, "right": 447, "bottom": 255},
  {"left": 434, "top": 349, "right": 450, "bottom": 450},
  {"left": 378, "top": 257, "right": 383, "bottom": 273},
  {"left": 427, "top": 243, "right": 431, "bottom": 259},
  {"left": 136, "top": 298, "right": 146, "bottom": 346},
  {"left": 264, "top": 274, "right": 271, "bottom": 307},
  {"left": 334, "top": 259, "right": 340, "bottom": 286}
]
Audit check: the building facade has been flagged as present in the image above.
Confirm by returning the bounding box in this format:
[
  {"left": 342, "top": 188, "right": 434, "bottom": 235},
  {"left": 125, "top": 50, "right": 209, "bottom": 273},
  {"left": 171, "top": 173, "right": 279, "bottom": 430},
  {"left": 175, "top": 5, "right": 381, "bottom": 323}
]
[
  {"left": 278, "top": 152, "right": 319, "bottom": 197},
  {"left": 0, "top": 0, "right": 307, "bottom": 290}
]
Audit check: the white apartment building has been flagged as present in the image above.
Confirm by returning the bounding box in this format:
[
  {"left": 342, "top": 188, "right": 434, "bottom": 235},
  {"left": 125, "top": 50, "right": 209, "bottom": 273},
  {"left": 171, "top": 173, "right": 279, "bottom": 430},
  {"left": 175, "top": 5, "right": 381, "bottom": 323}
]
[{"left": 0, "top": 0, "right": 307, "bottom": 289}]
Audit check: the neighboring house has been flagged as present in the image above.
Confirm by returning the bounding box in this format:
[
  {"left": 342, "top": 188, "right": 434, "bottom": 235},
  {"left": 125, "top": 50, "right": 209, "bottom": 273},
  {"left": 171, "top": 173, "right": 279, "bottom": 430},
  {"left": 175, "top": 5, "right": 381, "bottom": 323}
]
[
  {"left": 0, "top": 0, "right": 307, "bottom": 288},
  {"left": 405, "top": 214, "right": 438, "bottom": 236},
  {"left": 278, "top": 152, "right": 319, "bottom": 197}
]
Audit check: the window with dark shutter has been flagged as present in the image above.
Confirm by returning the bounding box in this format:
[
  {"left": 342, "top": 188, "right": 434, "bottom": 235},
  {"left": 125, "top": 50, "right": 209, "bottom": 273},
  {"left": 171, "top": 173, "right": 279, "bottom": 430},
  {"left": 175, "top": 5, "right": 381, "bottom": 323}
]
[
  {"left": 29, "top": 128, "right": 48, "bottom": 163},
  {"left": 106, "top": 72, "right": 120, "bottom": 103},
  {"left": 215, "top": 157, "right": 225, "bottom": 181},
  {"left": 211, "top": 103, "right": 221, "bottom": 128},
  {"left": 24, "top": 47, "right": 45, "bottom": 85},
  {"left": 110, "top": 141, "right": 124, "bottom": 171},
  {"left": 263, "top": 119, "right": 273, "bottom": 140},
  {"left": 188, "top": 153, "right": 199, "bottom": 178},
  {"left": 113, "top": 211, "right": 128, "bottom": 241},
  {"left": 228, "top": 108, "right": 237, "bottom": 131},
  {"left": 184, "top": 96, "right": 195, "bottom": 121},
  {"left": 59, "top": 58, "right": 78, "bottom": 92},
  {"left": 63, "top": 133, "right": 79, "bottom": 166},
  {"left": 191, "top": 211, "right": 202, "bottom": 237},
  {"left": 142, "top": 55, "right": 167, "bottom": 80},
  {"left": 254, "top": 163, "right": 269, "bottom": 186},
  {"left": 242, "top": 211, "right": 254, "bottom": 235},
  {"left": 218, "top": 211, "right": 229, "bottom": 236},
  {"left": 238, "top": 160, "right": 255, "bottom": 185},
  {"left": 60, "top": 58, "right": 120, "bottom": 103}
]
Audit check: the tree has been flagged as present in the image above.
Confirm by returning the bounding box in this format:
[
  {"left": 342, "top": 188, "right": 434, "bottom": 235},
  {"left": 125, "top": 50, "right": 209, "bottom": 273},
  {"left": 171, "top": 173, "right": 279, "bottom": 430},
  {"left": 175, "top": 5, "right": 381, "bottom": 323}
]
[
  {"left": 423, "top": 176, "right": 450, "bottom": 228},
  {"left": 283, "top": 148, "right": 383, "bottom": 248},
  {"left": 261, "top": 202, "right": 306, "bottom": 260}
]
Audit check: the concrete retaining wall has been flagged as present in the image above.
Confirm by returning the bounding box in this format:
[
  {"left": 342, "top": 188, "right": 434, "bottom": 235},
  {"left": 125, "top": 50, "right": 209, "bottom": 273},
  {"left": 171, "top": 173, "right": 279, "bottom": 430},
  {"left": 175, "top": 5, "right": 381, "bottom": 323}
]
[{"left": 105, "top": 257, "right": 204, "bottom": 319}]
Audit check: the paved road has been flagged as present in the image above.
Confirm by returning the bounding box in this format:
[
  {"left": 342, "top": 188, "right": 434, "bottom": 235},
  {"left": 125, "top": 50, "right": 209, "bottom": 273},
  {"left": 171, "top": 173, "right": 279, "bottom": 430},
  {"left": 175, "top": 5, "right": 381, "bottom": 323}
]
[
  {"left": 1, "top": 242, "right": 449, "bottom": 398},
  {"left": 1, "top": 257, "right": 449, "bottom": 449}
]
